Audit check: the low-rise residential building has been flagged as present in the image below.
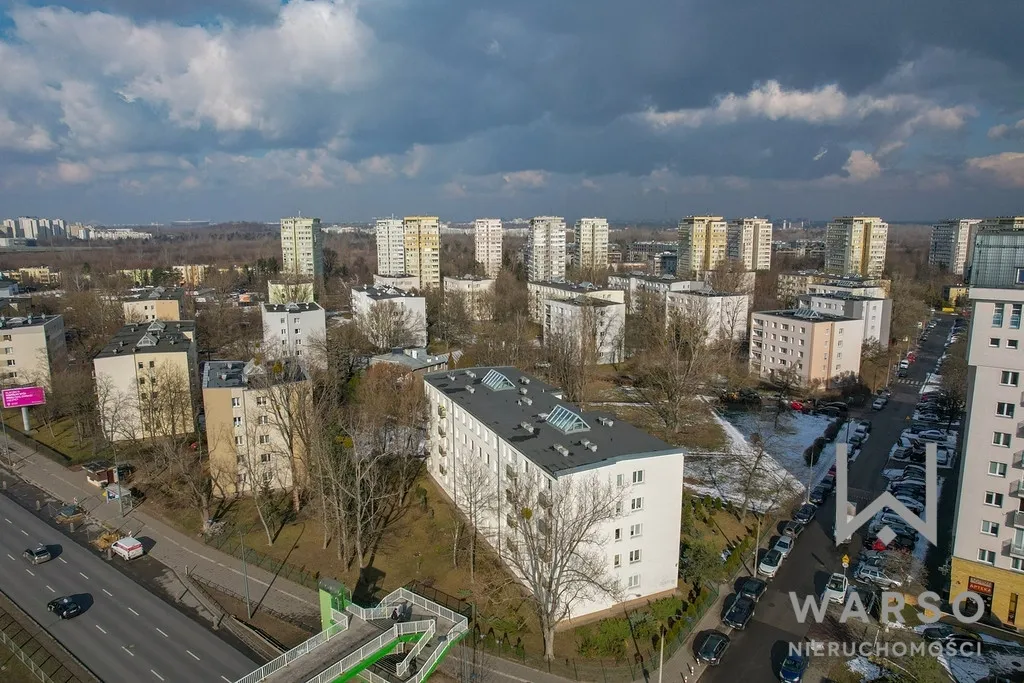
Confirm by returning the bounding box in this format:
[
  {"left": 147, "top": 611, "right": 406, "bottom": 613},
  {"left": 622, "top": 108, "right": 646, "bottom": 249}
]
[
  {"left": 172, "top": 264, "right": 211, "bottom": 287},
  {"left": 423, "top": 367, "right": 685, "bottom": 620},
  {"left": 665, "top": 291, "right": 749, "bottom": 344},
  {"left": 10, "top": 267, "right": 61, "bottom": 286},
  {"left": 776, "top": 271, "right": 890, "bottom": 306},
  {"left": 369, "top": 348, "right": 459, "bottom": 376},
  {"left": 350, "top": 285, "right": 427, "bottom": 349},
  {"left": 260, "top": 302, "right": 327, "bottom": 365},
  {"left": 93, "top": 321, "right": 198, "bottom": 442},
  {"left": 526, "top": 280, "right": 625, "bottom": 323},
  {"left": 607, "top": 273, "right": 708, "bottom": 313},
  {"left": 0, "top": 313, "right": 66, "bottom": 388},
  {"left": 203, "top": 359, "right": 311, "bottom": 497},
  {"left": 749, "top": 309, "right": 864, "bottom": 387},
  {"left": 543, "top": 297, "right": 625, "bottom": 364},
  {"left": 267, "top": 280, "right": 315, "bottom": 305},
  {"left": 372, "top": 273, "right": 420, "bottom": 291},
  {"left": 627, "top": 241, "right": 676, "bottom": 263},
  {"left": 123, "top": 287, "right": 186, "bottom": 322},
  {"left": 796, "top": 292, "right": 892, "bottom": 348},
  {"left": 943, "top": 285, "right": 969, "bottom": 307},
  {"left": 443, "top": 275, "right": 495, "bottom": 320}
]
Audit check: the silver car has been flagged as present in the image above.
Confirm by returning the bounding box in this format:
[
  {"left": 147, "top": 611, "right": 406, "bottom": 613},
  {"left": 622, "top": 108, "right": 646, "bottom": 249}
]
[{"left": 23, "top": 545, "right": 51, "bottom": 564}]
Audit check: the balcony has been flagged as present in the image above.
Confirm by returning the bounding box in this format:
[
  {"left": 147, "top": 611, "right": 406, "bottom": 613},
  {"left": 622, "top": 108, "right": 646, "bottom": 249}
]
[
  {"left": 1012, "top": 510, "right": 1024, "bottom": 529},
  {"left": 538, "top": 492, "right": 552, "bottom": 509},
  {"left": 1015, "top": 451, "right": 1024, "bottom": 469},
  {"left": 1012, "top": 479, "right": 1024, "bottom": 497},
  {"left": 437, "top": 404, "right": 447, "bottom": 418},
  {"left": 438, "top": 443, "right": 446, "bottom": 456},
  {"left": 1011, "top": 541, "right": 1024, "bottom": 559},
  {"left": 437, "top": 424, "right": 446, "bottom": 438}
]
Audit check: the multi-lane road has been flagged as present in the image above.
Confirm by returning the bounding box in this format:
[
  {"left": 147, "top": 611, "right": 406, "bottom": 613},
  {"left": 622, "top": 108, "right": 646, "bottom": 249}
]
[
  {"left": 702, "top": 316, "right": 955, "bottom": 682},
  {"left": 0, "top": 493, "right": 257, "bottom": 683}
]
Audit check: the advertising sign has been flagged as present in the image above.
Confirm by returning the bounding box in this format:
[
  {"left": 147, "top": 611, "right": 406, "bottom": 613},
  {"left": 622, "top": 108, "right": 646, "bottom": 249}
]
[{"left": 1, "top": 386, "right": 46, "bottom": 409}]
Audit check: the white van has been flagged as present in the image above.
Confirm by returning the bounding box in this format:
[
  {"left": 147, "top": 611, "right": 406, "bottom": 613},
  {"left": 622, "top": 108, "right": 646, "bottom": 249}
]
[{"left": 111, "top": 537, "right": 144, "bottom": 561}]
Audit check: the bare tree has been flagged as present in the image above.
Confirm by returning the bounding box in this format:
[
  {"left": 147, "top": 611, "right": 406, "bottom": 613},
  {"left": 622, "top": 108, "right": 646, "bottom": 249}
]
[
  {"left": 450, "top": 454, "right": 496, "bottom": 582},
  {"left": 938, "top": 339, "right": 968, "bottom": 429},
  {"left": 623, "top": 289, "right": 665, "bottom": 358},
  {"left": 468, "top": 315, "right": 538, "bottom": 371},
  {"left": 544, "top": 300, "right": 622, "bottom": 408},
  {"left": 427, "top": 289, "right": 473, "bottom": 348},
  {"left": 357, "top": 301, "right": 423, "bottom": 351},
  {"left": 498, "top": 472, "right": 621, "bottom": 661},
  {"left": 135, "top": 360, "right": 196, "bottom": 440},
  {"left": 487, "top": 271, "right": 529, "bottom": 323},
  {"left": 150, "top": 437, "right": 214, "bottom": 524},
  {"left": 706, "top": 259, "right": 753, "bottom": 296}
]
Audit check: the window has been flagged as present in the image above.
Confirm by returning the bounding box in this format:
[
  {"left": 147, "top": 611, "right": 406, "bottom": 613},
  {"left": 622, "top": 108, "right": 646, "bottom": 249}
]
[
  {"left": 627, "top": 574, "right": 641, "bottom": 589},
  {"left": 993, "top": 432, "right": 1012, "bottom": 447},
  {"left": 231, "top": 397, "right": 241, "bottom": 408},
  {"left": 138, "top": 378, "right": 145, "bottom": 386},
  {"left": 994, "top": 303, "right": 1005, "bottom": 327},
  {"left": 629, "top": 549, "right": 642, "bottom": 564},
  {"left": 258, "top": 435, "right": 270, "bottom": 444},
  {"left": 982, "top": 521, "right": 1000, "bottom": 536},
  {"left": 615, "top": 502, "right": 623, "bottom": 515},
  {"left": 630, "top": 497, "right": 644, "bottom": 511},
  {"left": 1012, "top": 303, "right": 1022, "bottom": 330},
  {"left": 985, "top": 491, "right": 1004, "bottom": 507},
  {"left": 5, "top": 360, "right": 13, "bottom": 367},
  {"left": 258, "top": 415, "right": 269, "bottom": 425},
  {"left": 1003, "top": 371, "right": 1020, "bottom": 387},
  {"left": 613, "top": 554, "right": 621, "bottom": 568},
  {"left": 2, "top": 348, "right": 10, "bottom": 354},
  {"left": 998, "top": 403, "right": 1015, "bottom": 418},
  {"left": 1011, "top": 340, "right": 1020, "bottom": 350},
  {"left": 137, "top": 362, "right": 144, "bottom": 369},
  {"left": 630, "top": 523, "right": 643, "bottom": 538},
  {"left": 294, "top": 328, "right": 300, "bottom": 335},
  {"left": 991, "top": 338, "right": 1002, "bottom": 347},
  {"left": 1, "top": 335, "right": 9, "bottom": 341},
  {"left": 256, "top": 397, "right": 268, "bottom": 406},
  {"left": 632, "top": 470, "right": 644, "bottom": 484},
  {"left": 233, "top": 416, "right": 242, "bottom": 427},
  {"left": 978, "top": 549, "right": 996, "bottom": 565},
  {"left": 280, "top": 317, "right": 285, "bottom": 324},
  {"left": 616, "top": 474, "right": 626, "bottom": 487},
  {"left": 149, "top": 361, "right": 155, "bottom": 368},
  {"left": 234, "top": 436, "right": 243, "bottom": 446},
  {"left": 990, "top": 461, "right": 1009, "bottom": 477},
  {"left": 1014, "top": 558, "right": 1024, "bottom": 572},
  {"left": 614, "top": 528, "right": 622, "bottom": 542},
  {"left": 260, "top": 453, "right": 271, "bottom": 463}
]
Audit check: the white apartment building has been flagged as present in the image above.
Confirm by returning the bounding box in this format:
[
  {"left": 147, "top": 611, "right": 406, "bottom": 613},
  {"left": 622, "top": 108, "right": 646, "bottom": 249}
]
[
  {"left": 929, "top": 219, "right": 982, "bottom": 279},
  {"left": 423, "top": 367, "right": 684, "bottom": 620},
  {"left": 607, "top": 273, "right": 709, "bottom": 313},
  {"left": 727, "top": 217, "right": 773, "bottom": 271},
  {"left": 373, "top": 273, "right": 420, "bottom": 291},
  {"left": 543, "top": 297, "right": 625, "bottom": 364},
  {"left": 665, "top": 291, "right": 749, "bottom": 344},
  {"left": 796, "top": 292, "right": 892, "bottom": 348},
  {"left": 350, "top": 285, "right": 427, "bottom": 348},
  {"left": 474, "top": 218, "right": 503, "bottom": 278},
  {"left": 403, "top": 216, "right": 441, "bottom": 289},
  {"left": 1, "top": 219, "right": 15, "bottom": 236},
  {"left": 526, "top": 280, "right": 625, "bottom": 323},
  {"left": 575, "top": 218, "right": 610, "bottom": 272},
  {"left": 122, "top": 287, "right": 185, "bottom": 322},
  {"left": 17, "top": 218, "right": 38, "bottom": 240},
  {"left": 749, "top": 309, "right": 865, "bottom": 387},
  {"left": 526, "top": 216, "right": 567, "bottom": 281},
  {"left": 677, "top": 216, "right": 728, "bottom": 278},
  {"left": 0, "top": 314, "right": 67, "bottom": 388},
  {"left": 260, "top": 302, "right": 327, "bottom": 366},
  {"left": 375, "top": 218, "right": 406, "bottom": 277},
  {"left": 444, "top": 275, "right": 496, "bottom": 321},
  {"left": 280, "top": 216, "right": 324, "bottom": 282},
  {"left": 824, "top": 216, "right": 888, "bottom": 278},
  {"left": 268, "top": 280, "right": 315, "bottom": 305}
]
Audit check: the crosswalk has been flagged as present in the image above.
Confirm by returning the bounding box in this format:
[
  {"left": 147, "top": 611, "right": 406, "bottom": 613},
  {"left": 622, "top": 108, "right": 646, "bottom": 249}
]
[{"left": 894, "top": 378, "right": 923, "bottom": 386}]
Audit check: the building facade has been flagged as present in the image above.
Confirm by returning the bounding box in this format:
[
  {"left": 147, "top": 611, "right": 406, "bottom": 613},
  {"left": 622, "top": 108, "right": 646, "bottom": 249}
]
[
  {"left": 375, "top": 218, "right": 406, "bottom": 277},
  {"left": 444, "top": 275, "right": 496, "bottom": 321},
  {"left": 575, "top": 218, "right": 610, "bottom": 272},
  {"left": 526, "top": 216, "right": 567, "bottom": 282},
  {"left": 665, "top": 291, "right": 750, "bottom": 344},
  {"left": 824, "top": 216, "right": 888, "bottom": 278},
  {"left": 423, "top": 367, "right": 685, "bottom": 620},
  {"left": 677, "top": 216, "right": 728, "bottom": 278},
  {"left": 123, "top": 287, "right": 185, "bottom": 322},
  {"left": 796, "top": 292, "right": 892, "bottom": 348},
  {"left": 968, "top": 222, "right": 1024, "bottom": 288},
  {"left": 403, "top": 216, "right": 441, "bottom": 289},
  {"left": 260, "top": 302, "right": 326, "bottom": 365},
  {"left": 607, "top": 273, "right": 708, "bottom": 313},
  {"left": 727, "top": 218, "right": 773, "bottom": 271},
  {"left": 749, "top": 309, "right": 864, "bottom": 387},
  {"left": 543, "top": 297, "right": 625, "bottom": 365},
  {"left": 929, "top": 219, "right": 982, "bottom": 279},
  {"left": 474, "top": 218, "right": 503, "bottom": 278},
  {"left": 280, "top": 216, "right": 324, "bottom": 282},
  {"left": 526, "top": 280, "right": 625, "bottom": 323},
  {"left": 777, "top": 271, "right": 890, "bottom": 307},
  {"left": 372, "top": 273, "right": 420, "bottom": 291},
  {"left": 350, "top": 285, "right": 427, "bottom": 348},
  {"left": 0, "top": 314, "right": 66, "bottom": 388}
]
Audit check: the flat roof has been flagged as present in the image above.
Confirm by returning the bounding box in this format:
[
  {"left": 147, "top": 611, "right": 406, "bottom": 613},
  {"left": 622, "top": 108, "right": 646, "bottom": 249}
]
[
  {"left": 445, "top": 275, "right": 495, "bottom": 282},
  {"left": 203, "top": 358, "right": 308, "bottom": 389},
  {"left": 261, "top": 302, "right": 324, "bottom": 313},
  {"left": 669, "top": 290, "right": 745, "bottom": 298},
  {"left": 547, "top": 296, "right": 621, "bottom": 309},
  {"left": 800, "top": 291, "right": 884, "bottom": 302},
  {"left": 528, "top": 280, "right": 615, "bottom": 293},
  {"left": 370, "top": 348, "right": 460, "bottom": 371},
  {"left": 0, "top": 313, "right": 61, "bottom": 330},
  {"left": 610, "top": 272, "right": 690, "bottom": 284},
  {"left": 125, "top": 286, "right": 185, "bottom": 302},
  {"left": 424, "top": 366, "right": 678, "bottom": 476},
  {"left": 95, "top": 320, "right": 195, "bottom": 358},
  {"left": 352, "top": 285, "right": 421, "bottom": 301},
  {"left": 753, "top": 308, "right": 859, "bottom": 323}
]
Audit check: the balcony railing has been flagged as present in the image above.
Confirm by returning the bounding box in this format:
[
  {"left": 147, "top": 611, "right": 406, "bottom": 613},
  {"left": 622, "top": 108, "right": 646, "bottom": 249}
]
[
  {"left": 1011, "top": 541, "right": 1024, "bottom": 559},
  {"left": 437, "top": 424, "right": 446, "bottom": 438},
  {"left": 1012, "top": 479, "right": 1024, "bottom": 497},
  {"left": 1012, "top": 510, "right": 1024, "bottom": 529},
  {"left": 1015, "top": 451, "right": 1024, "bottom": 469}
]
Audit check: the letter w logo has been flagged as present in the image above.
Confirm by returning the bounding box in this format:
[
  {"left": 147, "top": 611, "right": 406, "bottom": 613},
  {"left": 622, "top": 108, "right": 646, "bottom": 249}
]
[{"left": 834, "top": 441, "right": 937, "bottom": 547}]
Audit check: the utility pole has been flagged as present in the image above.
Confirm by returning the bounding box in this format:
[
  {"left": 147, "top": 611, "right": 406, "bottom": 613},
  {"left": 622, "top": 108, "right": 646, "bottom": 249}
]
[
  {"left": 657, "top": 623, "right": 665, "bottom": 683},
  {"left": 240, "top": 532, "right": 252, "bottom": 620}
]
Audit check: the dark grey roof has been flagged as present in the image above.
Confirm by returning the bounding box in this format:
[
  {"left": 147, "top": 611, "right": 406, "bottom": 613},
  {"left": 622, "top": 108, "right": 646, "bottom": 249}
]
[
  {"left": 261, "top": 302, "right": 324, "bottom": 313},
  {"left": 424, "top": 366, "right": 679, "bottom": 476},
  {"left": 203, "top": 358, "right": 307, "bottom": 389},
  {"left": 528, "top": 280, "right": 615, "bottom": 294},
  {"left": 754, "top": 308, "right": 859, "bottom": 323},
  {"left": 95, "top": 320, "right": 195, "bottom": 358},
  {"left": 800, "top": 291, "right": 882, "bottom": 302},
  {"left": 611, "top": 272, "right": 692, "bottom": 284},
  {"left": 546, "top": 296, "right": 621, "bottom": 308},
  {"left": 126, "top": 286, "right": 185, "bottom": 302},
  {"left": 0, "top": 313, "right": 61, "bottom": 330},
  {"left": 370, "top": 348, "right": 460, "bottom": 371}
]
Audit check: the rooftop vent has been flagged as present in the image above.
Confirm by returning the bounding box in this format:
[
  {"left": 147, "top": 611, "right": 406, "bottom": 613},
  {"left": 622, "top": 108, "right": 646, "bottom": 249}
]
[
  {"left": 466, "top": 385, "right": 476, "bottom": 394},
  {"left": 538, "top": 412, "right": 549, "bottom": 420},
  {"left": 519, "top": 377, "right": 531, "bottom": 385},
  {"left": 580, "top": 439, "right": 598, "bottom": 452},
  {"left": 520, "top": 421, "right": 535, "bottom": 434},
  {"left": 219, "top": 373, "right": 228, "bottom": 381},
  {"left": 518, "top": 397, "right": 533, "bottom": 406},
  {"left": 465, "top": 370, "right": 477, "bottom": 379},
  {"left": 596, "top": 416, "right": 615, "bottom": 427},
  {"left": 518, "top": 387, "right": 528, "bottom": 396},
  {"left": 447, "top": 373, "right": 456, "bottom": 381},
  {"left": 553, "top": 444, "right": 570, "bottom": 457}
]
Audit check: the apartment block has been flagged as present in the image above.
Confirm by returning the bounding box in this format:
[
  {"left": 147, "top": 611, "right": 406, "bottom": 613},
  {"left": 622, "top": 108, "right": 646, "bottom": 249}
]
[
  {"left": 423, "top": 367, "right": 684, "bottom": 620},
  {"left": 280, "top": 216, "right": 324, "bottom": 282},
  {"left": 607, "top": 273, "right": 708, "bottom": 313},
  {"left": 526, "top": 217, "right": 567, "bottom": 282},
  {"left": 93, "top": 321, "right": 198, "bottom": 442},
  {"left": 796, "top": 292, "right": 892, "bottom": 348},
  {"left": 403, "top": 216, "right": 441, "bottom": 289},
  {"left": 727, "top": 217, "right": 773, "bottom": 271},
  {"left": 172, "top": 264, "right": 211, "bottom": 287},
  {"left": 575, "top": 218, "right": 610, "bottom": 272},
  {"left": 665, "top": 291, "right": 749, "bottom": 344},
  {"left": 543, "top": 297, "right": 625, "bottom": 365},
  {"left": 375, "top": 218, "right": 406, "bottom": 277},
  {"left": 0, "top": 314, "right": 66, "bottom": 388},
  {"left": 749, "top": 309, "right": 864, "bottom": 387},
  {"left": 676, "top": 216, "right": 728, "bottom": 278},
  {"left": 267, "top": 280, "right": 315, "bottom": 305},
  {"left": 260, "top": 302, "right": 326, "bottom": 365},
  {"left": 777, "top": 271, "right": 890, "bottom": 307},
  {"left": 929, "top": 219, "right": 982, "bottom": 279},
  {"left": 474, "top": 218, "right": 503, "bottom": 278},
  {"left": 369, "top": 348, "right": 455, "bottom": 377},
  {"left": 123, "top": 287, "right": 185, "bottom": 322},
  {"left": 5, "top": 267, "right": 62, "bottom": 286},
  {"left": 824, "top": 216, "right": 888, "bottom": 278},
  {"left": 526, "top": 280, "right": 625, "bottom": 323},
  {"left": 373, "top": 273, "right": 420, "bottom": 291},
  {"left": 950, "top": 284, "right": 1024, "bottom": 624},
  {"left": 627, "top": 241, "right": 676, "bottom": 263},
  {"left": 968, "top": 222, "right": 1024, "bottom": 288},
  {"left": 444, "top": 275, "right": 495, "bottom": 321},
  {"left": 350, "top": 285, "right": 427, "bottom": 348}
]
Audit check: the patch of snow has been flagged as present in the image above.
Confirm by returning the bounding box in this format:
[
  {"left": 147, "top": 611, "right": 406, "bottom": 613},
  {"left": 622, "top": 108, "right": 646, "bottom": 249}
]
[
  {"left": 883, "top": 468, "right": 905, "bottom": 479},
  {"left": 939, "top": 651, "right": 990, "bottom": 683},
  {"left": 979, "top": 632, "right": 1024, "bottom": 646},
  {"left": 846, "top": 656, "right": 882, "bottom": 681}
]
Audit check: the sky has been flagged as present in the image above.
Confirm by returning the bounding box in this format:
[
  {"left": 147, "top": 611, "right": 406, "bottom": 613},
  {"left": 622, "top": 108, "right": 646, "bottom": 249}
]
[{"left": 0, "top": 0, "right": 1023, "bottom": 224}]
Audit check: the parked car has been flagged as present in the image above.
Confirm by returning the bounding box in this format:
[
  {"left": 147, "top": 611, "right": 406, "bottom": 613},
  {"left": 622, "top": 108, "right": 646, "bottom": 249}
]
[
  {"left": 819, "top": 475, "right": 836, "bottom": 493},
  {"left": 867, "top": 533, "right": 917, "bottom": 552},
  {"left": 793, "top": 503, "right": 817, "bottom": 524},
  {"left": 782, "top": 521, "right": 805, "bottom": 539},
  {"left": 921, "top": 625, "right": 983, "bottom": 654},
  {"left": 872, "top": 398, "right": 887, "bottom": 411},
  {"left": 855, "top": 565, "right": 902, "bottom": 588},
  {"left": 897, "top": 369, "right": 909, "bottom": 378},
  {"left": 773, "top": 535, "right": 794, "bottom": 558},
  {"left": 696, "top": 631, "right": 731, "bottom": 665},
  {"left": 779, "top": 654, "right": 808, "bottom": 683},
  {"left": 23, "top": 545, "right": 51, "bottom": 565},
  {"left": 738, "top": 577, "right": 767, "bottom": 602},
  {"left": 823, "top": 572, "right": 849, "bottom": 603},
  {"left": 47, "top": 596, "right": 82, "bottom": 620},
  {"left": 808, "top": 485, "right": 828, "bottom": 505},
  {"left": 723, "top": 596, "right": 755, "bottom": 630},
  {"left": 890, "top": 497, "right": 925, "bottom": 515},
  {"left": 758, "top": 549, "right": 783, "bottom": 577}
]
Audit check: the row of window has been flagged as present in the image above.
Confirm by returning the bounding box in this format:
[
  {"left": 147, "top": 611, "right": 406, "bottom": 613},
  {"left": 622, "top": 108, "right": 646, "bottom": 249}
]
[
  {"left": 976, "top": 550, "right": 1024, "bottom": 571},
  {"left": 235, "top": 434, "right": 271, "bottom": 445},
  {"left": 234, "top": 415, "right": 270, "bottom": 427},
  {"left": 989, "top": 338, "right": 1021, "bottom": 350},
  {"left": 612, "top": 549, "right": 643, "bottom": 567},
  {"left": 992, "top": 303, "right": 1023, "bottom": 329},
  {"left": 613, "top": 523, "right": 644, "bottom": 541},
  {"left": 231, "top": 396, "right": 269, "bottom": 408}
]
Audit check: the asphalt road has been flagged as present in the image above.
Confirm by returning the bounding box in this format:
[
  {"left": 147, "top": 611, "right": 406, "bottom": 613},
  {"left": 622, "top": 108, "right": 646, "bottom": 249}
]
[
  {"left": 0, "top": 493, "right": 257, "bottom": 683},
  {"left": 702, "top": 316, "right": 954, "bottom": 683}
]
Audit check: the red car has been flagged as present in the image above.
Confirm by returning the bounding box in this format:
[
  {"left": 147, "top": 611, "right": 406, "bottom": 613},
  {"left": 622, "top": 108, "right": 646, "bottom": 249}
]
[
  {"left": 907, "top": 352, "right": 916, "bottom": 363},
  {"left": 790, "top": 401, "right": 804, "bottom": 411}
]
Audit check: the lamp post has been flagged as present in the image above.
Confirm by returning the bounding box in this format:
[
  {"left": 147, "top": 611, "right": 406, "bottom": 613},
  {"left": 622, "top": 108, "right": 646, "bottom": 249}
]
[{"left": 240, "top": 532, "right": 252, "bottom": 619}]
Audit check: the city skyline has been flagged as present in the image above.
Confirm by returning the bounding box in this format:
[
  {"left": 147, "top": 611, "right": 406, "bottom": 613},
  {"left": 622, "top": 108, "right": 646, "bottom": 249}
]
[{"left": 0, "top": 1, "right": 1021, "bottom": 223}]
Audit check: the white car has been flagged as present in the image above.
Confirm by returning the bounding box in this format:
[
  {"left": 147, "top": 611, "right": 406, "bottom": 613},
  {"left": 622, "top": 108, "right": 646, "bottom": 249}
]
[
  {"left": 758, "top": 549, "right": 783, "bottom": 578},
  {"left": 823, "top": 573, "right": 849, "bottom": 604},
  {"left": 773, "top": 535, "right": 794, "bottom": 558},
  {"left": 872, "top": 398, "right": 887, "bottom": 411}
]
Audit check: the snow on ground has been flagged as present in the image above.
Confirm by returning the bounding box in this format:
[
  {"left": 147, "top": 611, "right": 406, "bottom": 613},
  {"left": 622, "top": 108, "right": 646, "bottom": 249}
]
[
  {"left": 846, "top": 656, "right": 882, "bottom": 680},
  {"left": 939, "top": 652, "right": 992, "bottom": 683}
]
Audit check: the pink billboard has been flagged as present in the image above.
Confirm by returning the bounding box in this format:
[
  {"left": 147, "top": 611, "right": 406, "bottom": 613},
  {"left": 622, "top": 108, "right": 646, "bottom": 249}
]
[{"left": 2, "top": 386, "right": 46, "bottom": 409}]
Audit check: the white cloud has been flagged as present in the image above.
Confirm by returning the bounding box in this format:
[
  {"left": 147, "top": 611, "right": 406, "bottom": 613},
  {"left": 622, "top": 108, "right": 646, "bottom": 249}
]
[
  {"left": 989, "top": 119, "right": 1024, "bottom": 139},
  {"left": 843, "top": 150, "right": 882, "bottom": 182},
  {"left": 55, "top": 160, "right": 94, "bottom": 184},
  {"left": 442, "top": 181, "right": 468, "bottom": 198},
  {"left": 501, "top": 169, "right": 547, "bottom": 190},
  {"left": 966, "top": 152, "right": 1024, "bottom": 188},
  {"left": 0, "top": 111, "right": 57, "bottom": 153}
]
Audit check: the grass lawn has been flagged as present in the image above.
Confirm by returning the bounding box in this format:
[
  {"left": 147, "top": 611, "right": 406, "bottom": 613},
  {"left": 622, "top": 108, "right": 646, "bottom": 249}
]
[{"left": 0, "top": 409, "right": 100, "bottom": 464}]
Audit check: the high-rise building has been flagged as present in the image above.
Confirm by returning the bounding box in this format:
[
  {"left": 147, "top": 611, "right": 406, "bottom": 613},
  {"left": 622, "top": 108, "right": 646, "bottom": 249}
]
[
  {"left": 474, "top": 218, "right": 503, "bottom": 278},
  {"left": 17, "top": 217, "right": 38, "bottom": 240},
  {"left": 403, "top": 216, "right": 441, "bottom": 289},
  {"left": 575, "top": 217, "right": 610, "bottom": 272},
  {"left": 728, "top": 218, "right": 773, "bottom": 271},
  {"left": 1, "top": 219, "right": 15, "bottom": 237},
  {"left": 929, "top": 219, "right": 982, "bottom": 279},
  {"left": 968, "top": 219, "right": 1024, "bottom": 288},
  {"left": 280, "top": 216, "right": 323, "bottom": 282},
  {"left": 824, "top": 216, "right": 888, "bottom": 278},
  {"left": 676, "top": 216, "right": 728, "bottom": 278},
  {"left": 375, "top": 218, "right": 406, "bottom": 277},
  {"left": 526, "top": 216, "right": 567, "bottom": 281}
]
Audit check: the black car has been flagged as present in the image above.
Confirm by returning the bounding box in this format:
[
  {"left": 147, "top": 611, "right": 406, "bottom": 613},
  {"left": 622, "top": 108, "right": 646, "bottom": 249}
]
[
  {"left": 738, "top": 577, "right": 767, "bottom": 602},
  {"left": 722, "top": 596, "right": 755, "bottom": 630},
  {"left": 793, "top": 503, "right": 817, "bottom": 524},
  {"left": 819, "top": 475, "right": 836, "bottom": 492},
  {"left": 47, "top": 596, "right": 81, "bottom": 620},
  {"left": 808, "top": 485, "right": 828, "bottom": 505},
  {"left": 782, "top": 521, "right": 805, "bottom": 538},
  {"left": 696, "top": 631, "right": 731, "bottom": 665},
  {"left": 922, "top": 626, "right": 983, "bottom": 655},
  {"left": 897, "top": 369, "right": 908, "bottom": 378}
]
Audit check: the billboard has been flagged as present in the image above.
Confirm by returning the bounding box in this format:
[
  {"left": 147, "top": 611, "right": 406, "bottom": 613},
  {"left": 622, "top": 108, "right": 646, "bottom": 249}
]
[{"left": 2, "top": 386, "right": 46, "bottom": 409}]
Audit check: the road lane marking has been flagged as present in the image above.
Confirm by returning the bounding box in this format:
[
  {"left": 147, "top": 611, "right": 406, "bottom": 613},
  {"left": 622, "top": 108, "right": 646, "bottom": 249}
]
[
  {"left": 5, "top": 554, "right": 13, "bottom": 561},
  {"left": 102, "top": 589, "right": 113, "bottom": 597},
  {"left": 155, "top": 628, "right": 168, "bottom": 638},
  {"left": 25, "top": 568, "right": 34, "bottom": 576},
  {"left": 4, "top": 518, "right": 10, "bottom": 523},
  {"left": 45, "top": 585, "right": 55, "bottom": 593},
  {"left": 221, "top": 677, "right": 231, "bottom": 682},
  {"left": 186, "top": 650, "right": 200, "bottom": 661},
  {"left": 58, "top": 558, "right": 67, "bottom": 564},
  {"left": 121, "top": 646, "right": 134, "bottom": 657},
  {"left": 79, "top": 572, "right": 89, "bottom": 580},
  {"left": 128, "top": 607, "right": 139, "bottom": 616},
  {"left": 20, "top": 529, "right": 27, "bottom": 536},
  {"left": 96, "top": 625, "right": 107, "bottom": 634},
  {"left": 151, "top": 671, "right": 164, "bottom": 681}
]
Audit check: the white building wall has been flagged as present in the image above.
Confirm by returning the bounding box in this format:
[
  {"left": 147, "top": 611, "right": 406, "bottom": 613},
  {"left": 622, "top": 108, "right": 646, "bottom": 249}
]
[
  {"left": 527, "top": 282, "right": 625, "bottom": 323},
  {"left": 351, "top": 288, "right": 427, "bottom": 347},
  {"left": 444, "top": 277, "right": 496, "bottom": 321},
  {"left": 260, "top": 305, "right": 327, "bottom": 366},
  {"left": 796, "top": 294, "right": 892, "bottom": 348},
  {"left": 376, "top": 218, "right": 406, "bottom": 277},
  {"left": 575, "top": 218, "right": 609, "bottom": 271},
  {"left": 543, "top": 299, "right": 625, "bottom": 364},
  {"left": 665, "top": 292, "right": 749, "bottom": 343},
  {"left": 474, "top": 219, "right": 503, "bottom": 278},
  {"left": 527, "top": 217, "right": 566, "bottom": 281}
]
